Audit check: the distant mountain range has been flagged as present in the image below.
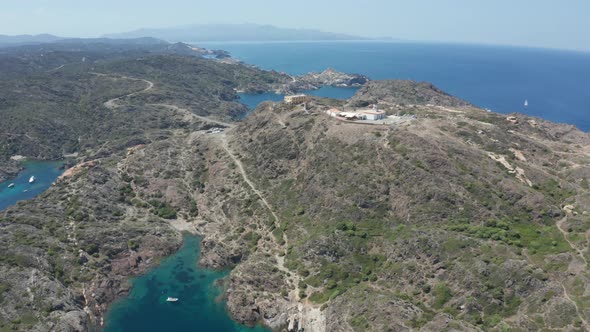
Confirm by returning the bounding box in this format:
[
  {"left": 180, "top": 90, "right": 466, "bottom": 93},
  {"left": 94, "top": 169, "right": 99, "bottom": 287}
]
[
  {"left": 0, "top": 34, "right": 63, "bottom": 47},
  {"left": 0, "top": 24, "right": 369, "bottom": 49},
  {"left": 103, "top": 23, "right": 368, "bottom": 42}
]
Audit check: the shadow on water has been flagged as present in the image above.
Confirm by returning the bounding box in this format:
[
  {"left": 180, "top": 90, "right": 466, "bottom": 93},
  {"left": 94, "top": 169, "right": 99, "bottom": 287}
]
[{"left": 103, "top": 234, "right": 269, "bottom": 332}]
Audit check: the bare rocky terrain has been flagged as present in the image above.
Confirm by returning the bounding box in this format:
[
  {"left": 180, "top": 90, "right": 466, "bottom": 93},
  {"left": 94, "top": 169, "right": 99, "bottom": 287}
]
[{"left": 1, "top": 42, "right": 589, "bottom": 332}]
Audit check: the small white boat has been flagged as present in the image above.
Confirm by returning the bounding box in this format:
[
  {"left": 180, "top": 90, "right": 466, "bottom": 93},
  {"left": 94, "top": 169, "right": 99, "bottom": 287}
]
[
  {"left": 8, "top": 183, "right": 15, "bottom": 188},
  {"left": 29, "top": 176, "right": 36, "bottom": 183},
  {"left": 166, "top": 297, "right": 179, "bottom": 302},
  {"left": 23, "top": 189, "right": 28, "bottom": 193},
  {"left": 524, "top": 99, "right": 528, "bottom": 107}
]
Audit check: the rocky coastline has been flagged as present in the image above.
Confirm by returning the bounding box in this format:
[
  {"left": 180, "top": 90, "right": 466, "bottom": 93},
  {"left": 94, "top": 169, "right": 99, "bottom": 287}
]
[
  {"left": 238, "top": 67, "right": 369, "bottom": 95},
  {"left": 1, "top": 42, "right": 590, "bottom": 332}
]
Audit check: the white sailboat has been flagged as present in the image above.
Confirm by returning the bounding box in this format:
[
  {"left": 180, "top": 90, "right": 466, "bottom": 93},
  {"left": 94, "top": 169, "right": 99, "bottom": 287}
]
[
  {"left": 166, "top": 297, "right": 179, "bottom": 302},
  {"left": 29, "top": 176, "right": 36, "bottom": 183},
  {"left": 8, "top": 183, "right": 15, "bottom": 188},
  {"left": 524, "top": 99, "right": 528, "bottom": 107}
]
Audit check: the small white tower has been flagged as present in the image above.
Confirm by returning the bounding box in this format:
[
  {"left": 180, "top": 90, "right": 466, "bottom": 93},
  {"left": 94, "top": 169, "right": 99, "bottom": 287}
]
[{"left": 303, "top": 102, "right": 309, "bottom": 114}]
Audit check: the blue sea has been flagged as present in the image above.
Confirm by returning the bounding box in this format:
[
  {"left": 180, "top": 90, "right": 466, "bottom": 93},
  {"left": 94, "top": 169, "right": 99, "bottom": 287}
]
[{"left": 202, "top": 41, "right": 590, "bottom": 131}]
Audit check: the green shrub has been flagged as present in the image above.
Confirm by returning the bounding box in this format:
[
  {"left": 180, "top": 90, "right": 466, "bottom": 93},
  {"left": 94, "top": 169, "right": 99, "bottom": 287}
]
[
  {"left": 149, "top": 200, "right": 178, "bottom": 219},
  {"left": 433, "top": 283, "right": 452, "bottom": 308}
]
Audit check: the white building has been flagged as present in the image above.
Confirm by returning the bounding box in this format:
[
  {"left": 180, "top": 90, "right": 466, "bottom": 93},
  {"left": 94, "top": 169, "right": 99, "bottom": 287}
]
[
  {"left": 361, "top": 104, "right": 386, "bottom": 120},
  {"left": 326, "top": 108, "right": 341, "bottom": 117},
  {"left": 362, "top": 111, "right": 386, "bottom": 121}
]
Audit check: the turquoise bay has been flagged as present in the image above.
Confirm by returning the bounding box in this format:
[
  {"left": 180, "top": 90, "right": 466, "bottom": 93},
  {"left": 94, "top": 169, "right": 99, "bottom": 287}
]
[
  {"left": 238, "top": 86, "right": 359, "bottom": 115},
  {"left": 0, "top": 160, "right": 64, "bottom": 211},
  {"left": 103, "top": 234, "right": 269, "bottom": 332}
]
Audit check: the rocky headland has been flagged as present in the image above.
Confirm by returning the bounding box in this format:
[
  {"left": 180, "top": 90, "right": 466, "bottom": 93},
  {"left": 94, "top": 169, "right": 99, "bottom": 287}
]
[{"left": 238, "top": 67, "right": 369, "bottom": 95}]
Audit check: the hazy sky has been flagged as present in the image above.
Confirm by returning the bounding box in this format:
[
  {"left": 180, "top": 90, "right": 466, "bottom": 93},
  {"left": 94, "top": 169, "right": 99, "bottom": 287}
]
[{"left": 1, "top": 0, "right": 589, "bottom": 51}]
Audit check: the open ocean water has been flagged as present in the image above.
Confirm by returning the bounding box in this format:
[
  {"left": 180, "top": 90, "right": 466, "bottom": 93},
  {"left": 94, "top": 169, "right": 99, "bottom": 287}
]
[{"left": 202, "top": 41, "right": 590, "bottom": 131}]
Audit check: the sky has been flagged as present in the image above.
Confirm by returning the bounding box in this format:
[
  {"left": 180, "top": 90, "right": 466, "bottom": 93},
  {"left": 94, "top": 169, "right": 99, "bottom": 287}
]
[{"left": 1, "top": 0, "right": 589, "bottom": 51}]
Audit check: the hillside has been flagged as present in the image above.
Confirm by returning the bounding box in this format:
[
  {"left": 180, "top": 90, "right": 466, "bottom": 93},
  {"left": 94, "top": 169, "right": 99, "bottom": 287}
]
[
  {"left": 228, "top": 87, "right": 590, "bottom": 330},
  {"left": 0, "top": 48, "right": 589, "bottom": 332},
  {"left": 0, "top": 41, "right": 289, "bottom": 181}
]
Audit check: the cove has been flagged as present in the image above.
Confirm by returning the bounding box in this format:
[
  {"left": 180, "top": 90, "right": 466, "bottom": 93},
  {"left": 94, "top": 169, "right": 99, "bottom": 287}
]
[
  {"left": 103, "top": 234, "right": 270, "bottom": 332},
  {"left": 0, "top": 160, "right": 64, "bottom": 211},
  {"left": 238, "top": 86, "right": 359, "bottom": 118}
]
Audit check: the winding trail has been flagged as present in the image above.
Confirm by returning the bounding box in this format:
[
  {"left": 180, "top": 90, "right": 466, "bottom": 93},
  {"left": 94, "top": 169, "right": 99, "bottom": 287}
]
[
  {"left": 554, "top": 216, "right": 590, "bottom": 329},
  {"left": 151, "top": 103, "right": 235, "bottom": 128},
  {"left": 47, "top": 64, "right": 65, "bottom": 72},
  {"left": 90, "top": 72, "right": 154, "bottom": 109},
  {"left": 560, "top": 283, "right": 590, "bottom": 331},
  {"left": 220, "top": 134, "right": 326, "bottom": 332},
  {"left": 220, "top": 135, "right": 279, "bottom": 224},
  {"left": 556, "top": 216, "right": 588, "bottom": 266}
]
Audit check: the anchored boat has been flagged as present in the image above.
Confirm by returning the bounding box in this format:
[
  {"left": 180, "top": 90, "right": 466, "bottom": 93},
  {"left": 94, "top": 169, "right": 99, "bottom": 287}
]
[
  {"left": 8, "top": 183, "right": 15, "bottom": 188},
  {"left": 29, "top": 176, "right": 36, "bottom": 183},
  {"left": 166, "top": 297, "right": 179, "bottom": 302}
]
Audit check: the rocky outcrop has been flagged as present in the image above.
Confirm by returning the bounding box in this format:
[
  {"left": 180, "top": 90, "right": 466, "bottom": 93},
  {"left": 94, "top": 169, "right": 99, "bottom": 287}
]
[
  {"left": 0, "top": 159, "right": 19, "bottom": 183},
  {"left": 277, "top": 68, "right": 369, "bottom": 94},
  {"left": 349, "top": 80, "right": 471, "bottom": 107}
]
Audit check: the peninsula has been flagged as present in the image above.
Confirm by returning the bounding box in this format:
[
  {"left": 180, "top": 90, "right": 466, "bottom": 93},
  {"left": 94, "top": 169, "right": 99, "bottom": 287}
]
[{"left": 0, "top": 38, "right": 589, "bottom": 332}]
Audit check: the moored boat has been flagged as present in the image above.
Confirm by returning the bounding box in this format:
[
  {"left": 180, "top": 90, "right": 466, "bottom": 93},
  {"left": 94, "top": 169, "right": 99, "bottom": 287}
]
[
  {"left": 29, "top": 176, "right": 36, "bottom": 183},
  {"left": 8, "top": 183, "right": 15, "bottom": 188},
  {"left": 166, "top": 297, "right": 179, "bottom": 302}
]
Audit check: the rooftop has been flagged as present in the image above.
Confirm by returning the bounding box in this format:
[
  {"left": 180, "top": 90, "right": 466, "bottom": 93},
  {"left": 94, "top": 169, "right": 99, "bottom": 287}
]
[{"left": 361, "top": 110, "right": 385, "bottom": 115}]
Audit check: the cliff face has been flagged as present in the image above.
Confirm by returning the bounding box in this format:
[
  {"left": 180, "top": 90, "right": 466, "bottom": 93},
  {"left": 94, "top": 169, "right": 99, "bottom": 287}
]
[{"left": 1, "top": 47, "right": 590, "bottom": 332}]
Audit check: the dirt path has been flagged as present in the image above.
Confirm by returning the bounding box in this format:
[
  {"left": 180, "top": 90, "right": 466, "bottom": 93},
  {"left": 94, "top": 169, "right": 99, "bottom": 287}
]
[
  {"left": 556, "top": 216, "right": 588, "bottom": 266},
  {"left": 47, "top": 64, "right": 65, "bottom": 72},
  {"left": 90, "top": 72, "right": 154, "bottom": 109},
  {"left": 220, "top": 133, "right": 326, "bottom": 332},
  {"left": 554, "top": 216, "right": 590, "bottom": 329},
  {"left": 560, "top": 282, "right": 590, "bottom": 330},
  {"left": 220, "top": 135, "right": 278, "bottom": 223},
  {"left": 150, "top": 103, "right": 235, "bottom": 128}
]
